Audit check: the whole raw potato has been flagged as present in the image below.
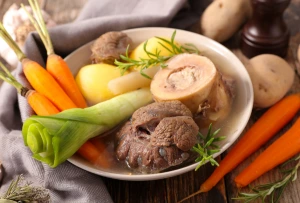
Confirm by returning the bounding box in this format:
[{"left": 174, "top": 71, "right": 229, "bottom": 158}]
[
  {"left": 201, "top": 0, "right": 252, "bottom": 42},
  {"left": 246, "top": 54, "right": 295, "bottom": 108}
]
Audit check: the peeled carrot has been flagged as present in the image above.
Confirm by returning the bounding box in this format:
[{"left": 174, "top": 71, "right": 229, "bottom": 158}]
[
  {"left": 0, "top": 61, "right": 59, "bottom": 116},
  {"left": 77, "top": 141, "right": 110, "bottom": 169},
  {"left": 22, "top": 58, "right": 77, "bottom": 111},
  {"left": 26, "top": 90, "right": 59, "bottom": 115},
  {"left": 179, "top": 94, "right": 300, "bottom": 202},
  {"left": 0, "top": 22, "right": 77, "bottom": 111},
  {"left": 235, "top": 117, "right": 300, "bottom": 187},
  {"left": 46, "top": 54, "right": 87, "bottom": 108},
  {"left": 23, "top": 0, "right": 87, "bottom": 108},
  {"left": 1, "top": 20, "right": 107, "bottom": 168}
]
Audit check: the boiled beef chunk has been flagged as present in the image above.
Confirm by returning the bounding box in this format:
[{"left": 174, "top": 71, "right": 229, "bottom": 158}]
[{"left": 115, "top": 101, "right": 199, "bottom": 173}]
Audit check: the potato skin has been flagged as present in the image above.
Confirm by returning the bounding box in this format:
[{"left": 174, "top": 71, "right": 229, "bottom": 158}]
[
  {"left": 200, "top": 0, "right": 252, "bottom": 42},
  {"left": 246, "top": 54, "right": 294, "bottom": 108}
]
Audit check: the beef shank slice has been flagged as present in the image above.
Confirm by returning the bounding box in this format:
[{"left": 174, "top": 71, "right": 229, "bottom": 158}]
[{"left": 115, "top": 101, "right": 199, "bottom": 173}]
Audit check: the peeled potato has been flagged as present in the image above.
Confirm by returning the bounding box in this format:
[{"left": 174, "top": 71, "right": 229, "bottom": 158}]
[
  {"left": 75, "top": 63, "right": 121, "bottom": 105},
  {"left": 245, "top": 54, "right": 295, "bottom": 108},
  {"left": 130, "top": 37, "right": 179, "bottom": 63}
]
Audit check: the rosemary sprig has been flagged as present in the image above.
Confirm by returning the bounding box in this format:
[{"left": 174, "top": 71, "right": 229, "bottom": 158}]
[
  {"left": 0, "top": 174, "right": 50, "bottom": 203},
  {"left": 192, "top": 123, "right": 225, "bottom": 171},
  {"left": 114, "top": 30, "right": 199, "bottom": 78},
  {"left": 233, "top": 154, "right": 300, "bottom": 203}
]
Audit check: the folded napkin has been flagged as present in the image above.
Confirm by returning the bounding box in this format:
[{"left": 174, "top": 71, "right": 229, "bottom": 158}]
[{"left": 0, "top": 0, "right": 208, "bottom": 202}]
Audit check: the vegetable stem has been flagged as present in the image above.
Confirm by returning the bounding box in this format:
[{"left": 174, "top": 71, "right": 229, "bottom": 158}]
[
  {"left": 21, "top": 0, "right": 54, "bottom": 55},
  {"left": 0, "top": 22, "right": 26, "bottom": 61}
]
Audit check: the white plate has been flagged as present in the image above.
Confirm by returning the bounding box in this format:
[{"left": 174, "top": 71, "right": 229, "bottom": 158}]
[{"left": 65, "top": 27, "right": 253, "bottom": 181}]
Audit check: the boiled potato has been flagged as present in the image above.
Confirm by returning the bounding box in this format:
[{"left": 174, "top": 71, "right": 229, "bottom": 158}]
[
  {"left": 130, "top": 37, "right": 179, "bottom": 62},
  {"left": 75, "top": 63, "right": 121, "bottom": 105},
  {"left": 245, "top": 54, "right": 294, "bottom": 108}
]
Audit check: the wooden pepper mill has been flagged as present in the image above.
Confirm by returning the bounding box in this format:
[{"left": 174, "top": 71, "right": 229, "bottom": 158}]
[{"left": 241, "top": 0, "right": 291, "bottom": 58}]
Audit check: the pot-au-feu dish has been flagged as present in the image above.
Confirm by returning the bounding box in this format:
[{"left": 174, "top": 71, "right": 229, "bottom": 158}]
[{"left": 71, "top": 31, "right": 236, "bottom": 174}]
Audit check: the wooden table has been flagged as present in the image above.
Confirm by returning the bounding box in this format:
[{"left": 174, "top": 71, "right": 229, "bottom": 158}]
[{"left": 0, "top": 0, "right": 299, "bottom": 202}]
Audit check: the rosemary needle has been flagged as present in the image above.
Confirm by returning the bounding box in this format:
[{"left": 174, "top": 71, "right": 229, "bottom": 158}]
[
  {"left": 193, "top": 123, "right": 225, "bottom": 171},
  {"left": 233, "top": 154, "right": 300, "bottom": 203},
  {"left": 114, "top": 30, "right": 200, "bottom": 78},
  {"left": 0, "top": 174, "right": 50, "bottom": 203}
]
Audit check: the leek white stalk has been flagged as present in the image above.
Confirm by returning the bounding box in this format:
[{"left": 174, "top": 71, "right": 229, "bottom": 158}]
[{"left": 22, "top": 88, "right": 153, "bottom": 168}]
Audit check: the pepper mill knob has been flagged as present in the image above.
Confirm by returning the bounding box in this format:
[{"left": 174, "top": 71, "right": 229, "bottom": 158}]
[{"left": 240, "top": 0, "right": 291, "bottom": 58}]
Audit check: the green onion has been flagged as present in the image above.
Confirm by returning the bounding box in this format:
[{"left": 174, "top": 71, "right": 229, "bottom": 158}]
[{"left": 22, "top": 88, "right": 153, "bottom": 168}]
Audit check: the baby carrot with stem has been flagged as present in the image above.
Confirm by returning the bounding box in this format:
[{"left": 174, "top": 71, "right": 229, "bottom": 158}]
[
  {"left": 179, "top": 94, "right": 300, "bottom": 202},
  {"left": 23, "top": 0, "right": 111, "bottom": 168},
  {"left": 235, "top": 117, "right": 300, "bottom": 187},
  {"left": 22, "top": 0, "right": 87, "bottom": 108},
  {"left": 0, "top": 21, "right": 109, "bottom": 168},
  {"left": 0, "top": 22, "right": 77, "bottom": 111},
  {"left": 0, "top": 61, "right": 59, "bottom": 116}
]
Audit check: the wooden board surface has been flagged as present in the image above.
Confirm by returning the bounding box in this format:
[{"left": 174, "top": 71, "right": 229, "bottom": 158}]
[{"left": 0, "top": 0, "right": 299, "bottom": 202}]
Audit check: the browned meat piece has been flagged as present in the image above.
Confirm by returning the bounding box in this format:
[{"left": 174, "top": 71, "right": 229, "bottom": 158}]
[
  {"left": 115, "top": 101, "right": 199, "bottom": 173},
  {"left": 91, "top": 31, "right": 133, "bottom": 64}
]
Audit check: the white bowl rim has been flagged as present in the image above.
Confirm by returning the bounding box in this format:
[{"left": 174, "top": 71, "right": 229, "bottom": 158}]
[{"left": 67, "top": 27, "right": 254, "bottom": 181}]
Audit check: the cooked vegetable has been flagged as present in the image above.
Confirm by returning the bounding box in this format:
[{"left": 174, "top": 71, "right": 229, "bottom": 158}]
[
  {"left": 200, "top": 0, "right": 252, "bottom": 42},
  {"left": 151, "top": 53, "right": 232, "bottom": 118},
  {"left": 246, "top": 54, "right": 295, "bottom": 108},
  {"left": 0, "top": 61, "right": 59, "bottom": 116},
  {"left": 22, "top": 88, "right": 153, "bottom": 167},
  {"left": 115, "top": 31, "right": 199, "bottom": 77},
  {"left": 23, "top": 0, "right": 87, "bottom": 108},
  {"left": 0, "top": 22, "right": 77, "bottom": 111},
  {"left": 179, "top": 94, "right": 300, "bottom": 201},
  {"left": 75, "top": 63, "right": 122, "bottom": 105},
  {"left": 234, "top": 154, "right": 300, "bottom": 203},
  {"left": 107, "top": 66, "right": 159, "bottom": 95},
  {"left": 77, "top": 141, "right": 110, "bottom": 169},
  {"left": 235, "top": 117, "right": 300, "bottom": 187},
  {"left": 129, "top": 36, "right": 179, "bottom": 62},
  {"left": 91, "top": 31, "right": 133, "bottom": 64}
]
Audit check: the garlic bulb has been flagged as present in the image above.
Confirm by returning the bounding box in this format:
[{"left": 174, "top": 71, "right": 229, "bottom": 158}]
[{"left": 0, "top": 4, "right": 56, "bottom": 68}]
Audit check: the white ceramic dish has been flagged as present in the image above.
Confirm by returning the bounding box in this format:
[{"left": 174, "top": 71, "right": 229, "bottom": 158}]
[{"left": 65, "top": 27, "right": 253, "bottom": 181}]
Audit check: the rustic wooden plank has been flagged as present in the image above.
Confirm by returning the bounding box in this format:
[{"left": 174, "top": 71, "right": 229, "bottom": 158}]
[{"left": 103, "top": 159, "right": 227, "bottom": 203}]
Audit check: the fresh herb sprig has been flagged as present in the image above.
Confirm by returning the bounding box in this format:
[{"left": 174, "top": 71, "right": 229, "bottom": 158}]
[
  {"left": 0, "top": 174, "right": 50, "bottom": 203},
  {"left": 233, "top": 154, "right": 300, "bottom": 203},
  {"left": 193, "top": 124, "right": 225, "bottom": 171},
  {"left": 114, "top": 30, "right": 199, "bottom": 78}
]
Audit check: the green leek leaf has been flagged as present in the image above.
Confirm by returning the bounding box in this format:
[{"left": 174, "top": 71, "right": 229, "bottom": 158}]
[{"left": 22, "top": 88, "right": 153, "bottom": 168}]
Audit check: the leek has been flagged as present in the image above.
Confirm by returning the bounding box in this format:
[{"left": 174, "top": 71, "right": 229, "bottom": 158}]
[{"left": 22, "top": 88, "right": 153, "bottom": 168}]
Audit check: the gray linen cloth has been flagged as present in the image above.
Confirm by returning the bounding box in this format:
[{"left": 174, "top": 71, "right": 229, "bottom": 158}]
[{"left": 0, "top": 0, "right": 209, "bottom": 202}]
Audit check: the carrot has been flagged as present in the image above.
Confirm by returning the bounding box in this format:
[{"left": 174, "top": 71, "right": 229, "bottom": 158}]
[
  {"left": 77, "top": 141, "right": 110, "bottom": 169},
  {"left": 0, "top": 22, "right": 77, "bottom": 111},
  {"left": 46, "top": 54, "right": 87, "bottom": 108},
  {"left": 22, "top": 0, "right": 87, "bottom": 108},
  {"left": 0, "top": 61, "right": 59, "bottom": 116},
  {"left": 235, "top": 117, "right": 300, "bottom": 187},
  {"left": 178, "top": 94, "right": 300, "bottom": 202},
  {"left": 22, "top": 58, "right": 77, "bottom": 111}
]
